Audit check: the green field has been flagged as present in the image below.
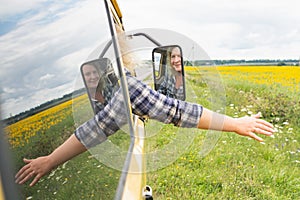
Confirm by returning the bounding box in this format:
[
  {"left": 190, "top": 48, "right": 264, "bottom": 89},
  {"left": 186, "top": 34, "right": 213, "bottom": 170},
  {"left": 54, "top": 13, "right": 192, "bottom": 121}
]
[
  {"left": 10, "top": 66, "right": 300, "bottom": 199},
  {"left": 147, "top": 68, "right": 300, "bottom": 199}
]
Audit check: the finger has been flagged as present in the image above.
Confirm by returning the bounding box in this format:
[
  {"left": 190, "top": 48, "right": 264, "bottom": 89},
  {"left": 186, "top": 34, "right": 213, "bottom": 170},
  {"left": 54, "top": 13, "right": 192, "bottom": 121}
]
[
  {"left": 23, "top": 158, "right": 32, "bottom": 164},
  {"left": 248, "top": 132, "right": 263, "bottom": 142},
  {"left": 15, "top": 164, "right": 30, "bottom": 179},
  {"left": 18, "top": 170, "right": 35, "bottom": 185},
  {"left": 252, "top": 113, "right": 261, "bottom": 119},
  {"left": 30, "top": 174, "right": 42, "bottom": 187},
  {"left": 255, "top": 124, "right": 275, "bottom": 135},
  {"left": 16, "top": 163, "right": 36, "bottom": 184},
  {"left": 16, "top": 167, "right": 33, "bottom": 184},
  {"left": 257, "top": 119, "right": 274, "bottom": 129},
  {"left": 255, "top": 128, "right": 274, "bottom": 136},
  {"left": 16, "top": 158, "right": 32, "bottom": 179}
]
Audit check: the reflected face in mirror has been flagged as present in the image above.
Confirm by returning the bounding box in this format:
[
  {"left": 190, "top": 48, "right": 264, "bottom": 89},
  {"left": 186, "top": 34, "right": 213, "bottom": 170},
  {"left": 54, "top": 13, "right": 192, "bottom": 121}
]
[
  {"left": 81, "top": 58, "right": 119, "bottom": 114},
  {"left": 152, "top": 45, "right": 185, "bottom": 100},
  {"left": 170, "top": 46, "right": 182, "bottom": 73},
  {"left": 82, "top": 64, "right": 100, "bottom": 90},
  {"left": 82, "top": 63, "right": 106, "bottom": 106}
]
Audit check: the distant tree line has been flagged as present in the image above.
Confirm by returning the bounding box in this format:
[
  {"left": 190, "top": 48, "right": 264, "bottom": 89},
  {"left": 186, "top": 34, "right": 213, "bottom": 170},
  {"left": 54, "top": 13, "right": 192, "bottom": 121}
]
[
  {"left": 3, "top": 58, "right": 299, "bottom": 125},
  {"left": 212, "top": 59, "right": 299, "bottom": 66},
  {"left": 184, "top": 59, "right": 299, "bottom": 66}
]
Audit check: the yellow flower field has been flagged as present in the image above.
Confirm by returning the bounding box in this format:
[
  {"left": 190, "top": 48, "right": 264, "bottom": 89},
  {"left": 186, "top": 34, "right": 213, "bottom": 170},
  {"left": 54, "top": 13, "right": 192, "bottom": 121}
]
[
  {"left": 5, "top": 94, "right": 89, "bottom": 148},
  {"left": 186, "top": 65, "right": 300, "bottom": 92},
  {"left": 6, "top": 66, "right": 300, "bottom": 148}
]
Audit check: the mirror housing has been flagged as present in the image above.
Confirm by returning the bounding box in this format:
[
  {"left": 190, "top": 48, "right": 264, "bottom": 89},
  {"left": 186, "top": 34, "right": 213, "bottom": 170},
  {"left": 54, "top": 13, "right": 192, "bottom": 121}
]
[
  {"left": 80, "top": 58, "right": 119, "bottom": 114},
  {"left": 152, "top": 45, "right": 186, "bottom": 100}
]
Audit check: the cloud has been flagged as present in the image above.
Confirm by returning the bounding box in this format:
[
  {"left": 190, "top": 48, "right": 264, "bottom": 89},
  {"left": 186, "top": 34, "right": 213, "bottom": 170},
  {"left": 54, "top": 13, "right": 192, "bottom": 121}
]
[
  {"left": 119, "top": 0, "right": 300, "bottom": 59},
  {"left": 39, "top": 73, "right": 55, "bottom": 81},
  {"left": 1, "top": 0, "right": 300, "bottom": 118},
  {"left": 1, "top": 81, "right": 75, "bottom": 119},
  {"left": 0, "top": 0, "right": 109, "bottom": 118},
  {"left": 0, "top": 0, "right": 45, "bottom": 19},
  {"left": 2, "top": 87, "right": 17, "bottom": 94}
]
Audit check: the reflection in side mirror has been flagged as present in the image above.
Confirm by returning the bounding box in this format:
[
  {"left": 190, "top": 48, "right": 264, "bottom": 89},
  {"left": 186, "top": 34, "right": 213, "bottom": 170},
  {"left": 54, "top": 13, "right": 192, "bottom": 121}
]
[
  {"left": 152, "top": 45, "right": 186, "bottom": 100},
  {"left": 80, "top": 58, "right": 119, "bottom": 114}
]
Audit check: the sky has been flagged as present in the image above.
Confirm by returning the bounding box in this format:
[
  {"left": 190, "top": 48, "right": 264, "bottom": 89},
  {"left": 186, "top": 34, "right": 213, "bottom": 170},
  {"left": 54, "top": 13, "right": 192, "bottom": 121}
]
[{"left": 0, "top": 0, "right": 299, "bottom": 118}]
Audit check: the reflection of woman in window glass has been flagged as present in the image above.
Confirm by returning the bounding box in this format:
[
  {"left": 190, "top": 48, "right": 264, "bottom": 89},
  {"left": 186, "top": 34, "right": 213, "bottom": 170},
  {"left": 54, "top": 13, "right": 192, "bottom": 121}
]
[
  {"left": 82, "top": 62, "right": 117, "bottom": 113},
  {"left": 158, "top": 46, "right": 185, "bottom": 100}
]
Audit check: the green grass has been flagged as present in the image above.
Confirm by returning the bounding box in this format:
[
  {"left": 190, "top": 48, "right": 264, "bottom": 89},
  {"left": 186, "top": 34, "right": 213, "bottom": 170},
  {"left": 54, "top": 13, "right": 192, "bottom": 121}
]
[
  {"left": 11, "top": 70, "right": 300, "bottom": 199},
  {"left": 19, "top": 153, "right": 121, "bottom": 200},
  {"left": 146, "top": 71, "right": 300, "bottom": 199},
  {"left": 12, "top": 115, "right": 122, "bottom": 200}
]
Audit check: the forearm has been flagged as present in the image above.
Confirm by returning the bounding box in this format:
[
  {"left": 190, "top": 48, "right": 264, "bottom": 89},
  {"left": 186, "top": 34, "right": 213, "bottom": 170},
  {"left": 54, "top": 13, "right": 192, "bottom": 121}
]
[
  {"left": 48, "top": 134, "right": 87, "bottom": 168},
  {"left": 197, "top": 108, "right": 236, "bottom": 132},
  {"left": 197, "top": 108, "right": 274, "bottom": 142}
]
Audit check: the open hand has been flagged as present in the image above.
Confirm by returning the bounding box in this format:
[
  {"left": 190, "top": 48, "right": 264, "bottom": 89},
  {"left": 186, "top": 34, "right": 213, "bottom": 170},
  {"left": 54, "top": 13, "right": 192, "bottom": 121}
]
[
  {"left": 234, "top": 113, "right": 274, "bottom": 142},
  {"left": 15, "top": 156, "right": 53, "bottom": 187}
]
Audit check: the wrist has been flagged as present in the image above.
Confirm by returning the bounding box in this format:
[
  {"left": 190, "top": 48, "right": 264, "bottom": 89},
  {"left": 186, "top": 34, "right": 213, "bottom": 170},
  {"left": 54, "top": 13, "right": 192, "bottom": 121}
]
[
  {"left": 46, "top": 153, "right": 58, "bottom": 170},
  {"left": 226, "top": 117, "right": 239, "bottom": 133}
]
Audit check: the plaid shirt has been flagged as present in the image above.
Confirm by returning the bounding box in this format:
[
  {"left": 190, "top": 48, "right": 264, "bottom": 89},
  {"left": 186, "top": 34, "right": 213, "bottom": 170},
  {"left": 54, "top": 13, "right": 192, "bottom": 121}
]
[
  {"left": 75, "top": 71, "right": 203, "bottom": 149},
  {"left": 157, "top": 75, "right": 185, "bottom": 100},
  {"left": 92, "top": 79, "right": 119, "bottom": 113}
]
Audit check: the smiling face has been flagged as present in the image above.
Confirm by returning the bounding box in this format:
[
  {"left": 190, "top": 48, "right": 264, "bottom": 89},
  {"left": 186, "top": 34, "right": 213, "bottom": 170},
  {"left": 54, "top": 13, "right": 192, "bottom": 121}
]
[
  {"left": 170, "top": 47, "right": 182, "bottom": 72},
  {"left": 82, "top": 64, "right": 100, "bottom": 89}
]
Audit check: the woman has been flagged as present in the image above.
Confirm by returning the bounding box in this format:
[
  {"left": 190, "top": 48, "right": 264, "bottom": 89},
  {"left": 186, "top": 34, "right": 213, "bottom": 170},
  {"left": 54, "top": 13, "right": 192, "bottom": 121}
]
[
  {"left": 82, "top": 61, "right": 118, "bottom": 113},
  {"left": 15, "top": 70, "right": 274, "bottom": 186},
  {"left": 158, "top": 46, "right": 185, "bottom": 100},
  {"left": 15, "top": 26, "right": 275, "bottom": 187}
]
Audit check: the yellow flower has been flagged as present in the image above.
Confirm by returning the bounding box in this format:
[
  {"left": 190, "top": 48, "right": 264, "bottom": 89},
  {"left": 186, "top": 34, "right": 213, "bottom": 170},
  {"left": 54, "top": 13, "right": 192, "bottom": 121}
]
[{"left": 5, "top": 94, "right": 89, "bottom": 148}]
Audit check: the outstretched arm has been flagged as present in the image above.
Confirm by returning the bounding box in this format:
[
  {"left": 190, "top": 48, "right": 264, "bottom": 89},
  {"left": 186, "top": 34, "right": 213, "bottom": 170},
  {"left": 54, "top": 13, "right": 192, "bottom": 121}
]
[
  {"left": 15, "top": 74, "right": 275, "bottom": 187},
  {"left": 198, "top": 108, "right": 274, "bottom": 142},
  {"left": 15, "top": 134, "right": 87, "bottom": 186}
]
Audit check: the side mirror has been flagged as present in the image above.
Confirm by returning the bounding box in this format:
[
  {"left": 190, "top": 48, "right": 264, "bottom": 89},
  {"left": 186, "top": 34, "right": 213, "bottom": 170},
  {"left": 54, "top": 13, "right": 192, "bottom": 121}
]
[
  {"left": 152, "top": 45, "right": 185, "bottom": 100},
  {"left": 80, "top": 58, "right": 119, "bottom": 114}
]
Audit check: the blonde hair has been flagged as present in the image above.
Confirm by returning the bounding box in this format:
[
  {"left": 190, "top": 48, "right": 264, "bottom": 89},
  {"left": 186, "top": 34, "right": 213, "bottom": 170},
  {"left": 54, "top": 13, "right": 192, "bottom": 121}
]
[{"left": 115, "top": 24, "right": 136, "bottom": 76}]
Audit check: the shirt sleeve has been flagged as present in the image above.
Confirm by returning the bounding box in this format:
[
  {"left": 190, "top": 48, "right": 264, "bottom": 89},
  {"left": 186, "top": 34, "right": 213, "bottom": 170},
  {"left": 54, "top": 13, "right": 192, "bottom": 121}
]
[
  {"left": 127, "top": 73, "right": 202, "bottom": 128},
  {"left": 74, "top": 72, "right": 203, "bottom": 149}
]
